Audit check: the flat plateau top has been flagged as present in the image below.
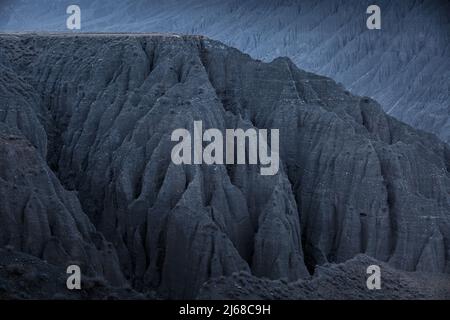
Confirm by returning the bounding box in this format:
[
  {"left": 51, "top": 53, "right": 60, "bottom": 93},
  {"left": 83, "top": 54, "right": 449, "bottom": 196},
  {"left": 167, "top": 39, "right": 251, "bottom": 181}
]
[{"left": 0, "top": 32, "right": 206, "bottom": 38}]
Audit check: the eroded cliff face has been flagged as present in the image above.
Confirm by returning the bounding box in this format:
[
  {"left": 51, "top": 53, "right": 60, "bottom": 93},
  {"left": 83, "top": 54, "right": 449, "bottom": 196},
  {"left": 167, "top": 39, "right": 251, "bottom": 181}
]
[
  {"left": 0, "top": 125, "right": 125, "bottom": 287},
  {"left": 0, "top": 34, "right": 449, "bottom": 298},
  {"left": 2, "top": 0, "right": 449, "bottom": 145}
]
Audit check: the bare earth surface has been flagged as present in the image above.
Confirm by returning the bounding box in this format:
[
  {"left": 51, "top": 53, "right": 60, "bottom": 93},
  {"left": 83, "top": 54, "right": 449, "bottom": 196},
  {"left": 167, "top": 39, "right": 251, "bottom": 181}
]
[{"left": 0, "top": 33, "right": 449, "bottom": 299}]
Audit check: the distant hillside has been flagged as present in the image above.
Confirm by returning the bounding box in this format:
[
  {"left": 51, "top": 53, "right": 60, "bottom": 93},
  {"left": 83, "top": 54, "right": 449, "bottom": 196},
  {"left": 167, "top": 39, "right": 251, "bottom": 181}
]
[{"left": 1, "top": 0, "right": 449, "bottom": 144}]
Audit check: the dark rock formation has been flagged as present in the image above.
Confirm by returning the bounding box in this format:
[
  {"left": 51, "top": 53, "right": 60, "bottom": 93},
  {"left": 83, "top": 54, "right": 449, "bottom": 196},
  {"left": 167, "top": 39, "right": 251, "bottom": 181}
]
[
  {"left": 199, "top": 254, "right": 450, "bottom": 300},
  {"left": 1, "top": 0, "right": 449, "bottom": 144},
  {"left": 0, "top": 247, "right": 145, "bottom": 299},
  {"left": 0, "top": 33, "right": 449, "bottom": 299},
  {"left": 0, "top": 124, "right": 125, "bottom": 286}
]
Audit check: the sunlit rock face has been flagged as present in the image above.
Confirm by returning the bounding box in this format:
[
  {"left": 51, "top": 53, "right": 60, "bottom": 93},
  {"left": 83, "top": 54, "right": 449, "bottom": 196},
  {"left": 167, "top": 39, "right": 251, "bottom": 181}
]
[{"left": 0, "top": 33, "right": 449, "bottom": 299}]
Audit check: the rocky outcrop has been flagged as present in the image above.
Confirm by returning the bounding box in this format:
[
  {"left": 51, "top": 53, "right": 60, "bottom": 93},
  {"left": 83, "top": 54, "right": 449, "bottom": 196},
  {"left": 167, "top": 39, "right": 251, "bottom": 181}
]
[
  {"left": 0, "top": 48, "right": 125, "bottom": 286},
  {"left": 0, "top": 33, "right": 449, "bottom": 299},
  {"left": 198, "top": 254, "right": 450, "bottom": 300},
  {"left": 0, "top": 124, "right": 125, "bottom": 286},
  {"left": 1, "top": 0, "right": 449, "bottom": 144},
  {"left": 0, "top": 247, "right": 144, "bottom": 299}
]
